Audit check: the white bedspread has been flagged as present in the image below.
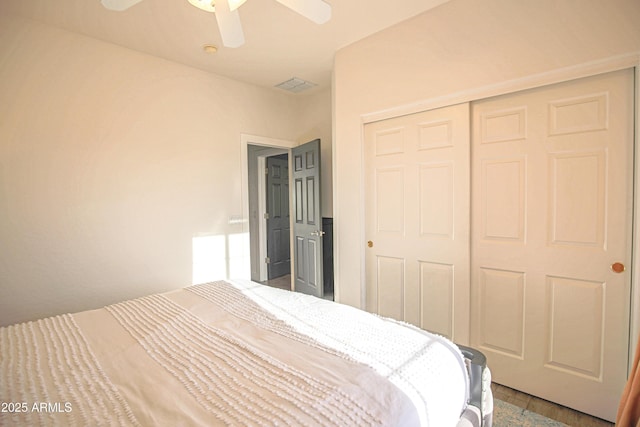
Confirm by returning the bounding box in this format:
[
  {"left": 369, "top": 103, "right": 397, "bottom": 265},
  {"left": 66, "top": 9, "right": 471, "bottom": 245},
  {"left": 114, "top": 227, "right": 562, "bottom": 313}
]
[
  {"left": 224, "top": 279, "right": 469, "bottom": 426},
  {"left": 1, "top": 280, "right": 468, "bottom": 426}
]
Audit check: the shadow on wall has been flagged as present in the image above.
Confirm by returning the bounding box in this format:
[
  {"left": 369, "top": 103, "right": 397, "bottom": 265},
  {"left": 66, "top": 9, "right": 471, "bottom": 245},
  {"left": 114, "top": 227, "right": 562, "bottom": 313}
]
[{"left": 192, "top": 233, "right": 250, "bottom": 285}]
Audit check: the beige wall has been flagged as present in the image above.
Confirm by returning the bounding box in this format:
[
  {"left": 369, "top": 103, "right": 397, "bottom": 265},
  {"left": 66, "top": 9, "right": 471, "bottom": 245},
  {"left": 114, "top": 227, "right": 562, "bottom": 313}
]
[
  {"left": 333, "top": 0, "right": 640, "bottom": 307},
  {"left": 296, "top": 88, "right": 333, "bottom": 217},
  {"left": 0, "top": 15, "right": 331, "bottom": 326}
]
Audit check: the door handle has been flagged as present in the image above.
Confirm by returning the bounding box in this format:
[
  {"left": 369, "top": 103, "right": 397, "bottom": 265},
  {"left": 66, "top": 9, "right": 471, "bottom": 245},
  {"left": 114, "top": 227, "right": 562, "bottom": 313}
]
[
  {"left": 611, "top": 262, "right": 625, "bottom": 273},
  {"left": 310, "top": 230, "right": 326, "bottom": 237}
]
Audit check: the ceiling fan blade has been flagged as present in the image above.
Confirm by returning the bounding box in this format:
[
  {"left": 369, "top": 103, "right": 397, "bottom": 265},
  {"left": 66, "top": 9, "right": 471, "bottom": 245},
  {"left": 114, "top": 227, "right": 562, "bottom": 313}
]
[
  {"left": 101, "top": 0, "right": 145, "bottom": 11},
  {"left": 274, "top": 0, "right": 331, "bottom": 24},
  {"left": 215, "top": 0, "right": 245, "bottom": 48}
]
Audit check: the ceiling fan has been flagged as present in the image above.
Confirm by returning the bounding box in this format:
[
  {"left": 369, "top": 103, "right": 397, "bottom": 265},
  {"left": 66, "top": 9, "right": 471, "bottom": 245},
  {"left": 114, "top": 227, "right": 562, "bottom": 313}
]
[{"left": 100, "top": 0, "right": 332, "bottom": 48}]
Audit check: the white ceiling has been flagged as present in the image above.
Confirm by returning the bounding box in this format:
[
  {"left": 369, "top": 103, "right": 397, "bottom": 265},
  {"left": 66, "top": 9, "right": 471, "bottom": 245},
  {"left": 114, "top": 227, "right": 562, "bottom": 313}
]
[{"left": 0, "top": 0, "right": 451, "bottom": 94}]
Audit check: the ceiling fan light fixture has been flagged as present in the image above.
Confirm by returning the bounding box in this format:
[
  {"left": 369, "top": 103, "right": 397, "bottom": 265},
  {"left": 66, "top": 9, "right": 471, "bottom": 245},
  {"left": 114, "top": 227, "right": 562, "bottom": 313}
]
[
  {"left": 203, "top": 44, "right": 218, "bottom": 53},
  {"left": 229, "top": 0, "right": 248, "bottom": 11},
  {"left": 187, "top": 0, "right": 247, "bottom": 13}
]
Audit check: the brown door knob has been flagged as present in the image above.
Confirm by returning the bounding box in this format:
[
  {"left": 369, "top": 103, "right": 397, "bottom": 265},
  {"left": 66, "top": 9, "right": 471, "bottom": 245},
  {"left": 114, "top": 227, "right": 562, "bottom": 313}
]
[{"left": 611, "top": 262, "right": 625, "bottom": 273}]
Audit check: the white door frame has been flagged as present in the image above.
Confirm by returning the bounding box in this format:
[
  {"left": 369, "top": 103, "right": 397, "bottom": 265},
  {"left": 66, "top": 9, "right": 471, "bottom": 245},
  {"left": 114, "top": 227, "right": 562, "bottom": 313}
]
[
  {"left": 358, "top": 52, "right": 640, "bottom": 368},
  {"left": 241, "top": 134, "right": 297, "bottom": 285}
]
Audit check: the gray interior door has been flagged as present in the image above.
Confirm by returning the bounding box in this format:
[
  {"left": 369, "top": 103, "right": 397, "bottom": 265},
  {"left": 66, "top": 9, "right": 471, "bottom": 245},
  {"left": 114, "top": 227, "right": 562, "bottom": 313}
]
[
  {"left": 292, "top": 139, "right": 323, "bottom": 297},
  {"left": 266, "top": 155, "right": 291, "bottom": 279}
]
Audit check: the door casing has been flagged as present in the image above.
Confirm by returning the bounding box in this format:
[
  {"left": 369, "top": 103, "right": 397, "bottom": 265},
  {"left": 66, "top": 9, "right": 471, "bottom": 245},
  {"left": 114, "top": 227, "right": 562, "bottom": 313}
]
[
  {"left": 243, "top": 135, "right": 296, "bottom": 287},
  {"left": 242, "top": 135, "right": 325, "bottom": 295}
]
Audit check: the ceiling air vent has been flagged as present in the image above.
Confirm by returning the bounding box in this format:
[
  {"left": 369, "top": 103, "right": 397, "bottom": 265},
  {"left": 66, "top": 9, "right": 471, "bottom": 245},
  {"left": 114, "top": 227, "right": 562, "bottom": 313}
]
[{"left": 274, "top": 77, "right": 316, "bottom": 93}]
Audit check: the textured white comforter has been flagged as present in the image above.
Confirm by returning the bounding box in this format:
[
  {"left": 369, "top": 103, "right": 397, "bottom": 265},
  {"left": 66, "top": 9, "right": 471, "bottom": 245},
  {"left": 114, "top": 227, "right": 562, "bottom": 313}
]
[{"left": 0, "top": 280, "right": 468, "bottom": 426}]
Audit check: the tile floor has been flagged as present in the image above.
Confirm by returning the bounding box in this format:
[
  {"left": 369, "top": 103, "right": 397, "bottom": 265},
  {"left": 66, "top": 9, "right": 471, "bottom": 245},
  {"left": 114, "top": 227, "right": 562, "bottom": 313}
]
[{"left": 491, "top": 383, "right": 614, "bottom": 427}]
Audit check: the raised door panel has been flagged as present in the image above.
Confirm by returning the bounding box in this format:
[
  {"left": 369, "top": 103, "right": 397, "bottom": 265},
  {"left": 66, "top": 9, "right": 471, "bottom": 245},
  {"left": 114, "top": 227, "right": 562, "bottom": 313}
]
[
  {"left": 419, "top": 163, "right": 453, "bottom": 238},
  {"left": 481, "top": 158, "right": 526, "bottom": 242},
  {"left": 545, "top": 276, "right": 605, "bottom": 380},
  {"left": 419, "top": 261, "right": 454, "bottom": 339},
  {"left": 478, "top": 268, "right": 525, "bottom": 358},
  {"left": 376, "top": 167, "right": 405, "bottom": 234},
  {"left": 549, "top": 151, "right": 605, "bottom": 247},
  {"left": 377, "top": 256, "right": 405, "bottom": 319}
]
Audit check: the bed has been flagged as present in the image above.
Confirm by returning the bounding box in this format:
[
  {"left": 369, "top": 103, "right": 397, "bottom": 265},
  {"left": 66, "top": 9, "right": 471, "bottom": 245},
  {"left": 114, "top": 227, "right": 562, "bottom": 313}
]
[{"left": 1, "top": 279, "right": 493, "bottom": 426}]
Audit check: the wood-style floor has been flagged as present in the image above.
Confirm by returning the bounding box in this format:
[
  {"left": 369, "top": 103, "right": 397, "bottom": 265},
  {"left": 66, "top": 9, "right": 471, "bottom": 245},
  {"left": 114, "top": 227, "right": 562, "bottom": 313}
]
[
  {"left": 492, "top": 383, "right": 614, "bottom": 427},
  {"left": 262, "top": 275, "right": 292, "bottom": 290}
]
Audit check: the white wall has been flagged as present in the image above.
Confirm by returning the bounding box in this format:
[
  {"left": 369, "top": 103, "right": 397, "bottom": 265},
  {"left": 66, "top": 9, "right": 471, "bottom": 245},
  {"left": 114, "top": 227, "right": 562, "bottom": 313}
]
[
  {"left": 333, "top": 0, "right": 640, "bottom": 308},
  {"left": 0, "top": 15, "right": 316, "bottom": 326}
]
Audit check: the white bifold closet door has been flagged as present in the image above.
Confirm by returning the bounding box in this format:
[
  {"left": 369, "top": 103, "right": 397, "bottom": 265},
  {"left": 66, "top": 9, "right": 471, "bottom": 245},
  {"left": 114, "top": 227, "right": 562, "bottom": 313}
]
[{"left": 363, "top": 69, "right": 633, "bottom": 422}]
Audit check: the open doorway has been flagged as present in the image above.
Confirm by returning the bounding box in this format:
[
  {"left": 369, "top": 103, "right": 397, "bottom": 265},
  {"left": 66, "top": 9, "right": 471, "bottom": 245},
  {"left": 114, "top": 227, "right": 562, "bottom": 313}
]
[{"left": 242, "top": 134, "right": 333, "bottom": 300}]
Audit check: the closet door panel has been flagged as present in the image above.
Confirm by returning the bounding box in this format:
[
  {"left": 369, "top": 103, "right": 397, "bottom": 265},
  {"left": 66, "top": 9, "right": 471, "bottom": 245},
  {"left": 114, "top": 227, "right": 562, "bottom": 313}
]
[
  {"left": 364, "top": 103, "right": 470, "bottom": 343},
  {"left": 471, "top": 69, "right": 633, "bottom": 421}
]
